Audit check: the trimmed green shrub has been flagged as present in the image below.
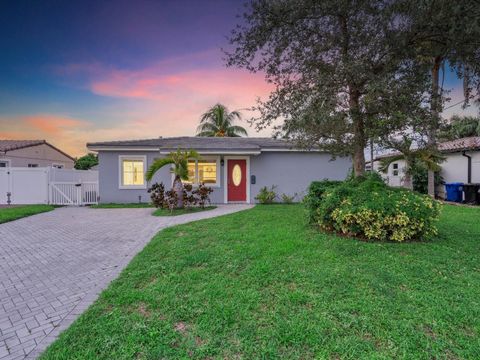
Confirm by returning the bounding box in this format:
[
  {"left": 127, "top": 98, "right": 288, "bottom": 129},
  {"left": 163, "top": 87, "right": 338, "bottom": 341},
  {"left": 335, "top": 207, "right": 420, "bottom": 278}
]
[
  {"left": 307, "top": 175, "right": 441, "bottom": 242},
  {"left": 304, "top": 180, "right": 343, "bottom": 223}
]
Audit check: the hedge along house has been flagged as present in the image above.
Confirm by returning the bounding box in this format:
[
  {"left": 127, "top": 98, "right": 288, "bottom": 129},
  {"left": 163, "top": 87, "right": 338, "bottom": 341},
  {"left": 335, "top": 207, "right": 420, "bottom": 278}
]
[{"left": 87, "top": 137, "right": 351, "bottom": 204}]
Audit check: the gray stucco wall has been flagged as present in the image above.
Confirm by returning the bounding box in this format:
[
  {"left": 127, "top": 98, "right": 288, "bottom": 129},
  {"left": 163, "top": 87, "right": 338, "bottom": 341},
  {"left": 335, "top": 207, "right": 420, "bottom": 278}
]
[
  {"left": 98, "top": 151, "right": 225, "bottom": 204},
  {"left": 98, "top": 151, "right": 165, "bottom": 204},
  {"left": 250, "top": 152, "right": 350, "bottom": 201},
  {"left": 97, "top": 150, "right": 351, "bottom": 204}
]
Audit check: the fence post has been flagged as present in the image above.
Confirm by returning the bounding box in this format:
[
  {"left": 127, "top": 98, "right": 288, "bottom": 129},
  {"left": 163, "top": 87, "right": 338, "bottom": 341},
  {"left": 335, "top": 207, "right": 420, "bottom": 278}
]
[{"left": 77, "top": 183, "right": 82, "bottom": 206}]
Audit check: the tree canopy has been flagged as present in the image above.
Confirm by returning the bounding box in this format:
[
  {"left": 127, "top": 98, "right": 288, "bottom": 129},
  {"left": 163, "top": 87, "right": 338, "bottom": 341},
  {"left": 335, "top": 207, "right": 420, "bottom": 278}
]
[
  {"left": 438, "top": 115, "right": 480, "bottom": 141},
  {"left": 225, "top": 0, "right": 480, "bottom": 179},
  {"left": 74, "top": 153, "right": 98, "bottom": 170},
  {"left": 226, "top": 0, "right": 429, "bottom": 176},
  {"left": 401, "top": 0, "right": 480, "bottom": 194}
]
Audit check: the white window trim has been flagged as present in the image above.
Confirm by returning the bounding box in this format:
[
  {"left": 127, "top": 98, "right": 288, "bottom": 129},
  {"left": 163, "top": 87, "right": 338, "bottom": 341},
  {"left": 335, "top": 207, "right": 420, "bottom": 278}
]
[
  {"left": 392, "top": 163, "right": 399, "bottom": 177},
  {"left": 0, "top": 159, "right": 11, "bottom": 167},
  {"left": 52, "top": 163, "right": 64, "bottom": 169},
  {"left": 224, "top": 156, "right": 250, "bottom": 204},
  {"left": 171, "top": 156, "right": 221, "bottom": 188},
  {"left": 118, "top": 155, "right": 147, "bottom": 189}
]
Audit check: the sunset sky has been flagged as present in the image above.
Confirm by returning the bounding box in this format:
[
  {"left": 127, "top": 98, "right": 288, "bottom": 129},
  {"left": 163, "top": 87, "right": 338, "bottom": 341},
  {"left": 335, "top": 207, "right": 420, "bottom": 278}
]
[{"left": 0, "top": 0, "right": 476, "bottom": 157}]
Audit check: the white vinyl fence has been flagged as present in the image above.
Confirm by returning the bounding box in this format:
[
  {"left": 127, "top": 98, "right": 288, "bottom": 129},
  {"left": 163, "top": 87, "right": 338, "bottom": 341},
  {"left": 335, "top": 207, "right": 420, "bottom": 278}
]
[{"left": 0, "top": 167, "right": 98, "bottom": 205}]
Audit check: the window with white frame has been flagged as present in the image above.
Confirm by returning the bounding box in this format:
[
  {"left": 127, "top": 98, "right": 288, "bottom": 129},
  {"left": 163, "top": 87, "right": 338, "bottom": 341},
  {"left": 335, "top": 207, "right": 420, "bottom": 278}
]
[
  {"left": 119, "top": 156, "right": 146, "bottom": 188},
  {"left": 392, "top": 163, "right": 399, "bottom": 176},
  {"left": 184, "top": 158, "right": 219, "bottom": 186},
  {"left": 0, "top": 160, "right": 9, "bottom": 168},
  {"left": 28, "top": 164, "right": 39, "bottom": 168},
  {"left": 52, "top": 163, "right": 64, "bottom": 169}
]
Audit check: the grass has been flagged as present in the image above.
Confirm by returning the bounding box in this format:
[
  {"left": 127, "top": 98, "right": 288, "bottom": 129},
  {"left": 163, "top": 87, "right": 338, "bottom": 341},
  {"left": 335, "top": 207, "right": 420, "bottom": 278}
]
[
  {"left": 0, "top": 204, "right": 55, "bottom": 224},
  {"left": 41, "top": 204, "right": 480, "bottom": 359},
  {"left": 152, "top": 206, "right": 216, "bottom": 216},
  {"left": 91, "top": 203, "right": 154, "bottom": 208}
]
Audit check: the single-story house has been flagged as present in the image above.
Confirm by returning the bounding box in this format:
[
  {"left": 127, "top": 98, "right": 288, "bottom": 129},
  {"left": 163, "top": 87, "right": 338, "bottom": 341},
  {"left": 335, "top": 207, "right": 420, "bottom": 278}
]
[
  {"left": 87, "top": 137, "right": 351, "bottom": 204},
  {"left": 0, "top": 140, "right": 75, "bottom": 169},
  {"left": 372, "top": 136, "right": 480, "bottom": 197}
]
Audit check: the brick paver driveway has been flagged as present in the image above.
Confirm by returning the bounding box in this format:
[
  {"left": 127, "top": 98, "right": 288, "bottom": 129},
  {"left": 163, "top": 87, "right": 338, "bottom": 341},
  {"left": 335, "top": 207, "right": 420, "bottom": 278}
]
[{"left": 0, "top": 205, "right": 251, "bottom": 359}]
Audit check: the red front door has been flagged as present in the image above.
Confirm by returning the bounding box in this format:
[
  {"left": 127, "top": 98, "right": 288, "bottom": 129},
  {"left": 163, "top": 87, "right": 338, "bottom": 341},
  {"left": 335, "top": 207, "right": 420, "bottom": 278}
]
[{"left": 227, "top": 159, "right": 247, "bottom": 202}]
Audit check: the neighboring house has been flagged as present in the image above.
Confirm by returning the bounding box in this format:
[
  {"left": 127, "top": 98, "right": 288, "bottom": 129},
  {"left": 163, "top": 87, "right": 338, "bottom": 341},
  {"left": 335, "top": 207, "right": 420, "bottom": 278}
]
[
  {"left": 87, "top": 137, "right": 351, "bottom": 204},
  {"left": 372, "top": 136, "right": 480, "bottom": 197},
  {"left": 0, "top": 140, "right": 75, "bottom": 169}
]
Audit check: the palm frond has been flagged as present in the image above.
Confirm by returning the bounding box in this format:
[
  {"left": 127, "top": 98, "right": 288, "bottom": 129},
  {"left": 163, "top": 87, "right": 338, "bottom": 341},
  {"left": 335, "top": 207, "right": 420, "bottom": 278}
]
[
  {"left": 146, "top": 149, "right": 200, "bottom": 182},
  {"left": 196, "top": 122, "right": 219, "bottom": 135},
  {"left": 226, "top": 110, "right": 241, "bottom": 124},
  {"left": 378, "top": 155, "right": 405, "bottom": 173},
  {"left": 146, "top": 158, "right": 174, "bottom": 181},
  {"left": 196, "top": 130, "right": 216, "bottom": 137},
  {"left": 186, "top": 149, "right": 200, "bottom": 159},
  {"left": 228, "top": 125, "right": 248, "bottom": 137}
]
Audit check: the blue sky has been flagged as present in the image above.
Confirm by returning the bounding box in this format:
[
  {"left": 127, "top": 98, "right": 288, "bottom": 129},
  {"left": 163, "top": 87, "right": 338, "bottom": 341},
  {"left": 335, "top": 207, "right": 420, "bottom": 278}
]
[{"left": 0, "top": 0, "right": 476, "bottom": 156}]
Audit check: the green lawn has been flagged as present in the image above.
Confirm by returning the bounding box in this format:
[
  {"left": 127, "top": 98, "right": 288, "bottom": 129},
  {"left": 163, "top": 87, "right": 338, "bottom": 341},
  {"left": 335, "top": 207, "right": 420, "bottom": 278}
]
[
  {"left": 41, "top": 205, "right": 480, "bottom": 359},
  {"left": 152, "top": 206, "right": 216, "bottom": 216},
  {"left": 91, "top": 203, "right": 154, "bottom": 208},
  {"left": 0, "top": 204, "right": 55, "bottom": 224}
]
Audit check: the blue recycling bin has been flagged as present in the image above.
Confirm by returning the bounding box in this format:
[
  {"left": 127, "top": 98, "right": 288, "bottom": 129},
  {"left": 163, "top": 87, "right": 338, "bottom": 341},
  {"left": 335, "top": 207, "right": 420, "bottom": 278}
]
[{"left": 445, "top": 182, "right": 464, "bottom": 202}]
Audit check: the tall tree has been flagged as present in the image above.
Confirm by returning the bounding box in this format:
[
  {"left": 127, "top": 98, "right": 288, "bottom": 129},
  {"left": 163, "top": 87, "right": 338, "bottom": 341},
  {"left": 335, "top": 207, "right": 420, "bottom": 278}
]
[
  {"left": 403, "top": 0, "right": 480, "bottom": 194},
  {"left": 226, "top": 0, "right": 422, "bottom": 176},
  {"left": 196, "top": 104, "right": 248, "bottom": 137}
]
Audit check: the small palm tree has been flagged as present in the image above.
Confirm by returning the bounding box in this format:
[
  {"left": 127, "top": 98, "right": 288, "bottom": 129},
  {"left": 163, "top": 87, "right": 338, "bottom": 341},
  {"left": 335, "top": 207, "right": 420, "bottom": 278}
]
[
  {"left": 146, "top": 149, "right": 199, "bottom": 208},
  {"left": 196, "top": 104, "right": 248, "bottom": 137},
  {"left": 379, "top": 137, "right": 443, "bottom": 190}
]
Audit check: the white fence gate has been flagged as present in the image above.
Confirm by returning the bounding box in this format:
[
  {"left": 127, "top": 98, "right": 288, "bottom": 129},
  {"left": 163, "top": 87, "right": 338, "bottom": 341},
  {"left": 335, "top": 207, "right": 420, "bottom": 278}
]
[
  {"left": 0, "top": 167, "right": 99, "bottom": 206},
  {"left": 49, "top": 182, "right": 98, "bottom": 205}
]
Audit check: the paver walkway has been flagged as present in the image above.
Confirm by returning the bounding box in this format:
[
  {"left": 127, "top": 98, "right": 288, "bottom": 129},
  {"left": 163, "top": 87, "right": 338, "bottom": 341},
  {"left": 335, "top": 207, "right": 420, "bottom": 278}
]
[{"left": 0, "top": 205, "right": 252, "bottom": 359}]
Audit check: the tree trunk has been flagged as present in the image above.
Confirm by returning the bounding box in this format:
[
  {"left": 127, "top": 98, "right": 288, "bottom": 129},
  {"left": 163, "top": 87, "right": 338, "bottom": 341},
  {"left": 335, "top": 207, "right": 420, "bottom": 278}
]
[
  {"left": 427, "top": 56, "right": 442, "bottom": 198},
  {"left": 350, "top": 88, "right": 366, "bottom": 177},
  {"left": 173, "top": 175, "right": 184, "bottom": 208},
  {"left": 370, "top": 139, "right": 374, "bottom": 171},
  {"left": 403, "top": 161, "right": 414, "bottom": 190}
]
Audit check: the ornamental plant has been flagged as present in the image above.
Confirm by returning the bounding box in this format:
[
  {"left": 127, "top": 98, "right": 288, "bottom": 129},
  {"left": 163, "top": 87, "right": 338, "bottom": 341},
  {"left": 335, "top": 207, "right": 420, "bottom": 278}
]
[
  {"left": 148, "top": 182, "right": 213, "bottom": 210},
  {"left": 307, "top": 174, "right": 441, "bottom": 242},
  {"left": 255, "top": 185, "right": 278, "bottom": 204},
  {"left": 146, "top": 149, "right": 199, "bottom": 208},
  {"left": 182, "top": 183, "right": 197, "bottom": 209},
  {"left": 192, "top": 183, "right": 214, "bottom": 209},
  {"left": 148, "top": 182, "right": 166, "bottom": 208}
]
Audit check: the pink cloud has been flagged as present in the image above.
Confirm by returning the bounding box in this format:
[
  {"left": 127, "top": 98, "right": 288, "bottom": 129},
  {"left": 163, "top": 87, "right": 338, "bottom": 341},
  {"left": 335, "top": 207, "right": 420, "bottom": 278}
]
[
  {"left": 56, "top": 49, "right": 273, "bottom": 105},
  {"left": 15, "top": 51, "right": 277, "bottom": 155},
  {"left": 24, "top": 115, "right": 87, "bottom": 136},
  {"left": 0, "top": 115, "right": 91, "bottom": 157},
  {"left": 87, "top": 66, "right": 273, "bottom": 106}
]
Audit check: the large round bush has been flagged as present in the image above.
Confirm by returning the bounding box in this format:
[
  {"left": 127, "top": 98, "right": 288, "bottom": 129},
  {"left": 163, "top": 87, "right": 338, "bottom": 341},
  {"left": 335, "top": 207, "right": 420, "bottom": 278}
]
[{"left": 310, "top": 175, "right": 441, "bottom": 242}]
